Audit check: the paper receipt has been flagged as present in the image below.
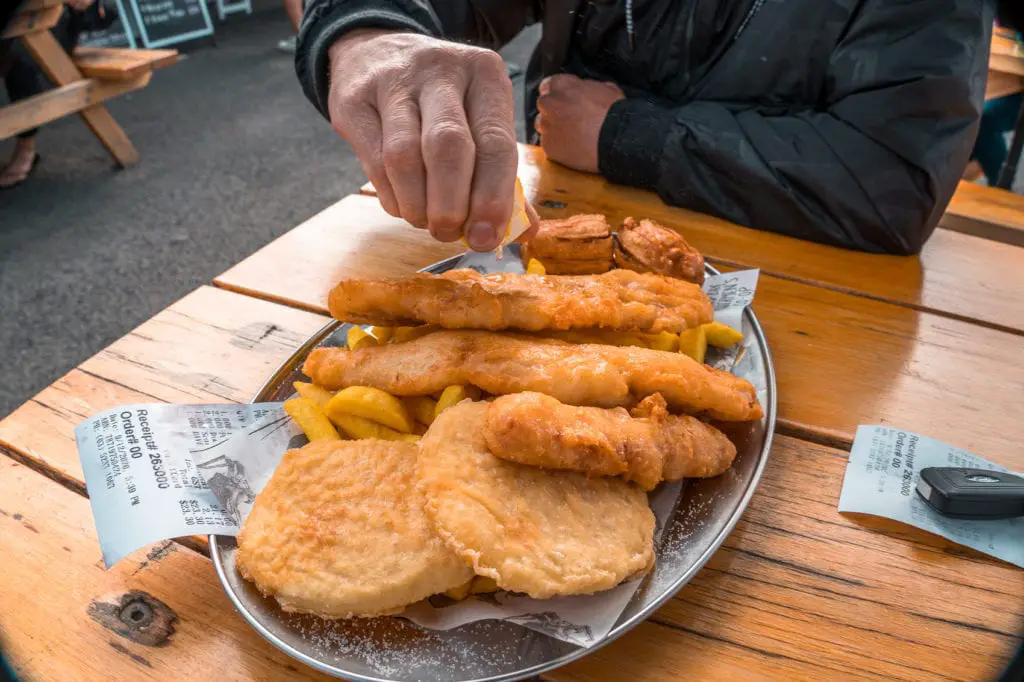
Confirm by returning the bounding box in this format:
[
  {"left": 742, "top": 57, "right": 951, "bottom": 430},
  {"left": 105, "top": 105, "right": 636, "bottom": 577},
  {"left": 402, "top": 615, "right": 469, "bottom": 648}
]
[{"left": 838, "top": 426, "right": 1022, "bottom": 568}]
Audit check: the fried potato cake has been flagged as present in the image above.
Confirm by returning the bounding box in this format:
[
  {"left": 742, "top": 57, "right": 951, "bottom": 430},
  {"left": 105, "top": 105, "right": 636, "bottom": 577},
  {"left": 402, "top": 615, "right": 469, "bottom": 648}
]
[
  {"left": 236, "top": 440, "right": 473, "bottom": 618},
  {"left": 615, "top": 217, "right": 706, "bottom": 284},
  {"left": 303, "top": 330, "right": 764, "bottom": 422},
  {"left": 520, "top": 214, "right": 614, "bottom": 274},
  {"left": 418, "top": 401, "right": 655, "bottom": 599},
  {"left": 328, "top": 268, "right": 712, "bottom": 334},
  {"left": 484, "top": 392, "right": 737, "bottom": 491}
]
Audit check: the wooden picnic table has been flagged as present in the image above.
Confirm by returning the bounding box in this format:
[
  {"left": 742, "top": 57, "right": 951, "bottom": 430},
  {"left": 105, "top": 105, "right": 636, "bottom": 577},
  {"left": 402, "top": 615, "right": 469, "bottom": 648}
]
[
  {"left": 1, "top": 0, "right": 177, "bottom": 165},
  {"left": 987, "top": 32, "right": 1024, "bottom": 188},
  {"left": 1, "top": 144, "right": 1021, "bottom": 681}
]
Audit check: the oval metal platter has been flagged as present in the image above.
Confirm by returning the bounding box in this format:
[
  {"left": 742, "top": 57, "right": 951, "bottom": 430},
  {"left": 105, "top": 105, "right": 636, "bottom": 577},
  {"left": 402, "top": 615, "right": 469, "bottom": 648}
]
[{"left": 210, "top": 245, "right": 777, "bottom": 682}]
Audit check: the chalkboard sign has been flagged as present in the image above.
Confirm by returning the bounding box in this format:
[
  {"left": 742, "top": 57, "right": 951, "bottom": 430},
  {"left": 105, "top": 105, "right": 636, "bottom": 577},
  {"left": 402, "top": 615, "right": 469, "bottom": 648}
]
[
  {"left": 80, "top": 0, "right": 139, "bottom": 49},
  {"left": 128, "top": 0, "right": 214, "bottom": 48}
]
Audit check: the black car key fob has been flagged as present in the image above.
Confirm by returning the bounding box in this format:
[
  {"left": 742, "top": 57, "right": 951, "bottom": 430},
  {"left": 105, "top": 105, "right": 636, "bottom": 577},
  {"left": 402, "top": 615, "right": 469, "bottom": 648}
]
[{"left": 916, "top": 468, "right": 1024, "bottom": 520}]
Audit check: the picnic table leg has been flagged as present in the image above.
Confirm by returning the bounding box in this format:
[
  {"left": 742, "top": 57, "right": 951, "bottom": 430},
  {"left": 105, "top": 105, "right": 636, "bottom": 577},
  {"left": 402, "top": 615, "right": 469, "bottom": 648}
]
[
  {"left": 996, "top": 99, "right": 1024, "bottom": 189},
  {"left": 19, "top": 30, "right": 140, "bottom": 167}
]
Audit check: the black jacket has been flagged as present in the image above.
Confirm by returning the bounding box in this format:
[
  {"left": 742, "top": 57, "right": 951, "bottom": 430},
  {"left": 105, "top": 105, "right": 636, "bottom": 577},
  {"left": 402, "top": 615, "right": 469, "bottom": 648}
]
[{"left": 296, "top": 0, "right": 995, "bottom": 255}]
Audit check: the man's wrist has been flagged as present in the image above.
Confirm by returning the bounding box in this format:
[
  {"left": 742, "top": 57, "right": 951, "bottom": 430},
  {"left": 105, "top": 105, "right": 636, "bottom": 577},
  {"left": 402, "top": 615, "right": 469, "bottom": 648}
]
[
  {"left": 328, "top": 28, "right": 402, "bottom": 63},
  {"left": 295, "top": 1, "right": 439, "bottom": 120},
  {"left": 598, "top": 98, "right": 675, "bottom": 191}
]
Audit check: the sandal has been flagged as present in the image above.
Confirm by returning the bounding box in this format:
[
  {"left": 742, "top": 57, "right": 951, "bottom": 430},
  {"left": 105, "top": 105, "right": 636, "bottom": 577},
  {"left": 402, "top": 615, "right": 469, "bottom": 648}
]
[{"left": 0, "top": 153, "right": 41, "bottom": 190}]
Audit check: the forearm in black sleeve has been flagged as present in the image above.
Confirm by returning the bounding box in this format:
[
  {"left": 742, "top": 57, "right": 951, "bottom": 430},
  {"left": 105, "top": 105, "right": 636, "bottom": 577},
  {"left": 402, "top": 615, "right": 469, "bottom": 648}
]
[
  {"left": 598, "top": 1, "right": 992, "bottom": 255},
  {"left": 296, "top": 0, "right": 535, "bottom": 121}
]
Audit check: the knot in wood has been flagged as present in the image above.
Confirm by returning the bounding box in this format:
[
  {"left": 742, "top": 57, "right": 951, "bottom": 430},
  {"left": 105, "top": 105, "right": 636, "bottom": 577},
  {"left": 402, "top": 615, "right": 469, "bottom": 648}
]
[{"left": 87, "top": 590, "right": 178, "bottom": 647}]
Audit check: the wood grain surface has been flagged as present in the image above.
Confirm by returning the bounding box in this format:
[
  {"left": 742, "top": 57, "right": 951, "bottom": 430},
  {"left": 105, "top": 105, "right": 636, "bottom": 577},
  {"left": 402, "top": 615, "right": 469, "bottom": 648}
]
[
  {"left": 216, "top": 195, "right": 464, "bottom": 312},
  {"left": 213, "top": 196, "right": 1024, "bottom": 467},
  {"left": 0, "top": 286, "right": 329, "bottom": 488},
  {"left": 73, "top": 47, "right": 179, "bottom": 82},
  {"left": 943, "top": 181, "right": 1024, "bottom": 247},
  {"left": 0, "top": 74, "right": 152, "bottom": 140},
  {"left": 985, "top": 68, "right": 1024, "bottom": 101},
  {"left": 2, "top": 414, "right": 1018, "bottom": 681},
  {"left": 0, "top": 456, "right": 335, "bottom": 681}
]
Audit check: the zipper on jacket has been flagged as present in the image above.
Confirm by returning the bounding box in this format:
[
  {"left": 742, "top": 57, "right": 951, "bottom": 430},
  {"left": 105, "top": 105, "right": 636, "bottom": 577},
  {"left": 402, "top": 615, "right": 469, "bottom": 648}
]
[{"left": 731, "top": 0, "right": 766, "bottom": 45}]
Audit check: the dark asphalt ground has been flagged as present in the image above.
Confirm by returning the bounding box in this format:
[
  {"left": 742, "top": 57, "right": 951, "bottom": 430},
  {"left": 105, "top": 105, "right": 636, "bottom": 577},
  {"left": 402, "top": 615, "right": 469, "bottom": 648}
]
[{"left": 0, "top": 7, "right": 539, "bottom": 417}]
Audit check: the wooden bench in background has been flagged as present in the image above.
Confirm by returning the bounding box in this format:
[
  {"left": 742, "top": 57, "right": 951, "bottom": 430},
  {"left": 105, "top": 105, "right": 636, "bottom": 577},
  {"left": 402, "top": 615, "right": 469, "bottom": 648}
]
[
  {"left": 943, "top": 181, "right": 1024, "bottom": 247},
  {"left": 1, "top": 2, "right": 178, "bottom": 167}
]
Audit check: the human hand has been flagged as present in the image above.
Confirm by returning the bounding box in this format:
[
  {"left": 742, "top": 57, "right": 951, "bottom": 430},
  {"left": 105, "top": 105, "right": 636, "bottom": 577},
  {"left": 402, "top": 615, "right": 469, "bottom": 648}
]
[
  {"left": 536, "top": 74, "right": 625, "bottom": 173},
  {"left": 327, "top": 30, "right": 521, "bottom": 252},
  {"left": 65, "top": 0, "right": 97, "bottom": 11}
]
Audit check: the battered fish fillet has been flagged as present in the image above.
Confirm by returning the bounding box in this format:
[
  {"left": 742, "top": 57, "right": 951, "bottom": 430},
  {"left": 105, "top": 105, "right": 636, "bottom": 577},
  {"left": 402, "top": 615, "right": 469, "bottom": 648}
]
[
  {"left": 303, "top": 330, "right": 763, "bottom": 422},
  {"left": 615, "top": 217, "right": 706, "bottom": 285},
  {"left": 327, "top": 268, "right": 712, "bottom": 334},
  {"left": 418, "top": 401, "right": 655, "bottom": 598},
  {"left": 236, "top": 440, "right": 472, "bottom": 618},
  {"left": 483, "top": 393, "right": 737, "bottom": 491}
]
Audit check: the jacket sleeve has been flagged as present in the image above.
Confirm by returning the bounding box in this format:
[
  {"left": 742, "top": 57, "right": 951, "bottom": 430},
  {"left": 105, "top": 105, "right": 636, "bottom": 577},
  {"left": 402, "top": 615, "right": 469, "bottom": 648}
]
[
  {"left": 296, "top": 0, "right": 537, "bottom": 122},
  {"left": 597, "top": 1, "right": 993, "bottom": 255}
]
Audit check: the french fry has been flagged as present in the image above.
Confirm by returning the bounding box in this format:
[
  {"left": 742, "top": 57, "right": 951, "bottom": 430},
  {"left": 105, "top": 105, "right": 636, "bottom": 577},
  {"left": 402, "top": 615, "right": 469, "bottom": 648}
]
[
  {"left": 327, "top": 412, "right": 420, "bottom": 442},
  {"left": 435, "top": 385, "right": 482, "bottom": 419},
  {"left": 347, "top": 326, "right": 379, "bottom": 351},
  {"left": 678, "top": 326, "right": 708, "bottom": 364},
  {"left": 325, "top": 386, "right": 415, "bottom": 433},
  {"left": 393, "top": 325, "right": 439, "bottom": 343},
  {"left": 402, "top": 395, "right": 438, "bottom": 426},
  {"left": 643, "top": 331, "right": 680, "bottom": 352},
  {"left": 703, "top": 321, "right": 743, "bottom": 348},
  {"left": 292, "top": 381, "right": 335, "bottom": 409},
  {"left": 371, "top": 326, "right": 393, "bottom": 343},
  {"left": 469, "top": 576, "right": 500, "bottom": 594},
  {"left": 284, "top": 397, "right": 341, "bottom": 441},
  {"left": 526, "top": 258, "right": 547, "bottom": 275},
  {"left": 444, "top": 579, "right": 473, "bottom": 601}
]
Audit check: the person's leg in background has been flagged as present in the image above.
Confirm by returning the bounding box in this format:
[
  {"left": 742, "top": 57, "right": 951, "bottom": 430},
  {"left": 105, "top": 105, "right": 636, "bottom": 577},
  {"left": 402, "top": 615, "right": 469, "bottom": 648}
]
[
  {"left": 0, "top": 44, "right": 45, "bottom": 189},
  {"left": 0, "top": 6, "right": 85, "bottom": 189},
  {"left": 970, "top": 93, "right": 1024, "bottom": 186},
  {"left": 277, "top": 0, "right": 302, "bottom": 53}
]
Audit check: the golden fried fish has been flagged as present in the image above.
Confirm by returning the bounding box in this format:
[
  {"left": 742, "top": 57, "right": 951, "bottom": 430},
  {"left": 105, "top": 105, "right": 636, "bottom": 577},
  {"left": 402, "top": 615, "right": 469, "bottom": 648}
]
[
  {"left": 484, "top": 392, "right": 737, "bottom": 491},
  {"left": 614, "top": 217, "right": 706, "bottom": 284},
  {"left": 417, "top": 401, "right": 655, "bottom": 599},
  {"left": 327, "top": 268, "right": 712, "bottom": 334},
  {"left": 303, "top": 330, "right": 764, "bottom": 422},
  {"left": 236, "top": 439, "right": 472, "bottom": 618}
]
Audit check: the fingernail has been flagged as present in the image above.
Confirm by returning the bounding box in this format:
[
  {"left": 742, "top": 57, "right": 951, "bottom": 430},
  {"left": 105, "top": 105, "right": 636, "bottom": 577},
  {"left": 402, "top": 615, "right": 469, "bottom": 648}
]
[{"left": 466, "top": 221, "right": 498, "bottom": 251}]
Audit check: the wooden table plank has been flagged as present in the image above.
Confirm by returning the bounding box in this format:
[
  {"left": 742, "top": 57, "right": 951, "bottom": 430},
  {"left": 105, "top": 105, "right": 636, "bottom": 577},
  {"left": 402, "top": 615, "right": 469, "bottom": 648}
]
[
  {"left": 73, "top": 47, "right": 179, "bottom": 82},
  {"left": 214, "top": 195, "right": 1024, "bottom": 468},
  {"left": 991, "top": 34, "right": 1024, "bottom": 78},
  {"left": 2, "top": 419, "right": 1019, "bottom": 681},
  {"left": 0, "top": 456, "right": 333, "bottom": 681},
  {"left": 986, "top": 69, "right": 1024, "bottom": 101},
  {"left": 216, "top": 195, "right": 465, "bottom": 313},
  {"left": 0, "top": 286, "right": 330, "bottom": 488},
  {"left": 2, "top": 5, "right": 60, "bottom": 38},
  {"left": 943, "top": 181, "right": 1024, "bottom": 247},
  {"left": 0, "top": 73, "right": 152, "bottom": 141}
]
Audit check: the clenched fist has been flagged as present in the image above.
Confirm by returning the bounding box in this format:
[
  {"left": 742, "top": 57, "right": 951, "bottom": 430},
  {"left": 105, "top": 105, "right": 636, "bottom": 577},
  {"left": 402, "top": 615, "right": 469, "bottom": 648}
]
[
  {"left": 536, "top": 74, "right": 625, "bottom": 173},
  {"left": 327, "top": 30, "right": 535, "bottom": 252}
]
